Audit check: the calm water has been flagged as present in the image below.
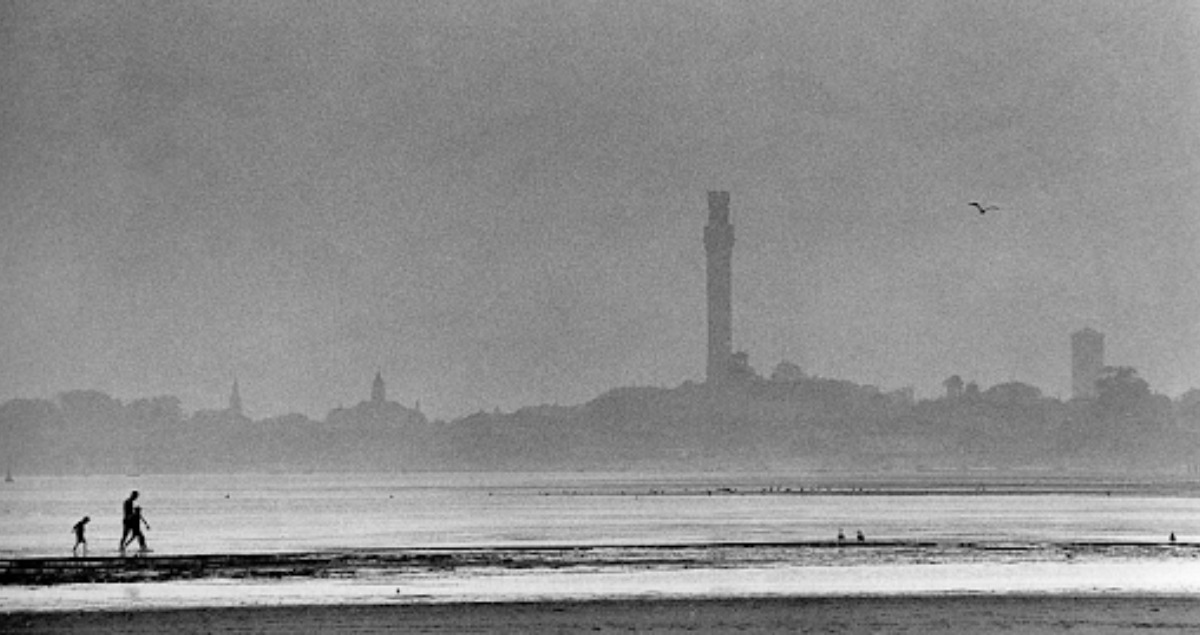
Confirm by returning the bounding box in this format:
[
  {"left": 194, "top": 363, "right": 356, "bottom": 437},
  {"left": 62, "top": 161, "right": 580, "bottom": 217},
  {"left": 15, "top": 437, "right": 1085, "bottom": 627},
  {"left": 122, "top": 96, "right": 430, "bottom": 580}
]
[{"left": 2, "top": 472, "right": 1197, "bottom": 558}]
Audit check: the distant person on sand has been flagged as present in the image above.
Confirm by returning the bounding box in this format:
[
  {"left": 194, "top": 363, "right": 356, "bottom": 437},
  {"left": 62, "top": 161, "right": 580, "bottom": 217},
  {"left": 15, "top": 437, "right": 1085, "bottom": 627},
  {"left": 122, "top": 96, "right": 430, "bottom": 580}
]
[
  {"left": 119, "top": 490, "right": 139, "bottom": 552},
  {"left": 72, "top": 516, "right": 89, "bottom": 557},
  {"left": 837, "top": 528, "right": 845, "bottom": 543},
  {"left": 856, "top": 530, "right": 865, "bottom": 543}
]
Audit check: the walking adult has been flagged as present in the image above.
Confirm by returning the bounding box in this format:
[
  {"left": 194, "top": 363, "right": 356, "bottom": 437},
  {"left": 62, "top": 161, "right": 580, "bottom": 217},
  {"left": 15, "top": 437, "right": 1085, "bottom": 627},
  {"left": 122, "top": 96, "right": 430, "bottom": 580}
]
[
  {"left": 72, "top": 516, "right": 90, "bottom": 557},
  {"left": 119, "top": 490, "right": 139, "bottom": 553}
]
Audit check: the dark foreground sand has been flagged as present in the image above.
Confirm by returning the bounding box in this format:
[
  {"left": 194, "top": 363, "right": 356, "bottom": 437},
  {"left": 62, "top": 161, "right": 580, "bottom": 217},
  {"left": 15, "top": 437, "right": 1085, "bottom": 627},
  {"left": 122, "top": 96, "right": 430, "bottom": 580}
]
[{"left": 4, "top": 596, "right": 1200, "bottom": 634}]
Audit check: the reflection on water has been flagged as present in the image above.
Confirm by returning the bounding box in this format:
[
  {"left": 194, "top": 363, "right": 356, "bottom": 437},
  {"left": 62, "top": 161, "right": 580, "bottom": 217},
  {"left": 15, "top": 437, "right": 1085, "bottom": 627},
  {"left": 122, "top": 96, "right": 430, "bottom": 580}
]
[{"left": 2, "top": 472, "right": 1197, "bottom": 557}]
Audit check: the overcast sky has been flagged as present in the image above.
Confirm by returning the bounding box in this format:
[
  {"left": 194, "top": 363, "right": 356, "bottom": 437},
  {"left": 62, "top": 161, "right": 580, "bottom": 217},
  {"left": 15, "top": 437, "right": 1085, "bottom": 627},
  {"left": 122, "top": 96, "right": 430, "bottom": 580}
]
[{"left": 2, "top": 0, "right": 1197, "bottom": 420}]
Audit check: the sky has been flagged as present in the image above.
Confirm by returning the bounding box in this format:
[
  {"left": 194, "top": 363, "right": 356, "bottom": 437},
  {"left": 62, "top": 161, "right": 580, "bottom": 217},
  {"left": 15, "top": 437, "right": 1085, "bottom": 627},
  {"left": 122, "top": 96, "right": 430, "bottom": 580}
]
[{"left": 2, "top": 0, "right": 1198, "bottom": 420}]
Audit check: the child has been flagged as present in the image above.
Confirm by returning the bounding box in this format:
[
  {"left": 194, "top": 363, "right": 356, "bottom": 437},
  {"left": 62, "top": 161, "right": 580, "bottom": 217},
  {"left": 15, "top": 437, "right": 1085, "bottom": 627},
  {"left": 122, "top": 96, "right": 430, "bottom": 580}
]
[
  {"left": 72, "top": 516, "right": 90, "bottom": 557},
  {"left": 129, "top": 506, "right": 151, "bottom": 552}
]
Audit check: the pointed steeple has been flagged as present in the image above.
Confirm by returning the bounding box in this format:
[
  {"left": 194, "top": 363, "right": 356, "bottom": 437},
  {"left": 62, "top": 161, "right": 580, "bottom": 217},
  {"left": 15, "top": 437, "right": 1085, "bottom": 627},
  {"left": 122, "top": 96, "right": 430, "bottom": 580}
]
[
  {"left": 229, "top": 379, "right": 243, "bottom": 416},
  {"left": 371, "top": 370, "right": 386, "bottom": 403}
]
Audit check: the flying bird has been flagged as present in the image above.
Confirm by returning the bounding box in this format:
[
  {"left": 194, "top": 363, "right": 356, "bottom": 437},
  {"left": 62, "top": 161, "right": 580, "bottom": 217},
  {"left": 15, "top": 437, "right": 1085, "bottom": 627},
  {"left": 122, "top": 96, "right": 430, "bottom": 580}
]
[{"left": 969, "top": 202, "right": 999, "bottom": 214}]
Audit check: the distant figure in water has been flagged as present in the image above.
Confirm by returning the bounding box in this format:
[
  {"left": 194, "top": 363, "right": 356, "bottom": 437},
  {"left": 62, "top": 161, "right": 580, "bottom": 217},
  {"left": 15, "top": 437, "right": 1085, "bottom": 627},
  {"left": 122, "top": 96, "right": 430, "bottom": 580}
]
[
  {"left": 837, "top": 528, "right": 845, "bottom": 543},
  {"left": 72, "top": 516, "right": 90, "bottom": 557},
  {"left": 119, "top": 490, "right": 139, "bottom": 553},
  {"left": 856, "top": 530, "right": 865, "bottom": 543},
  {"left": 1170, "top": 532, "right": 1177, "bottom": 543},
  {"left": 126, "top": 505, "right": 151, "bottom": 552}
]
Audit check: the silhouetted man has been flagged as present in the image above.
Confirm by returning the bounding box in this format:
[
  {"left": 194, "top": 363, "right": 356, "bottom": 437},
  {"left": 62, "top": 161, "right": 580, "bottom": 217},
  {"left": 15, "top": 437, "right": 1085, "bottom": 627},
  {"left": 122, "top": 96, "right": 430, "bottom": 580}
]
[
  {"left": 119, "top": 491, "right": 138, "bottom": 552},
  {"left": 72, "top": 516, "right": 90, "bottom": 557}
]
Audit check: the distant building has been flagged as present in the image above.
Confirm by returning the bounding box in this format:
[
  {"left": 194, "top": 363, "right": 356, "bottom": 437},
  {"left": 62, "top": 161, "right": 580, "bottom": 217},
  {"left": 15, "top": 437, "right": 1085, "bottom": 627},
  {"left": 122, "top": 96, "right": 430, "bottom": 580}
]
[
  {"left": 728, "top": 350, "right": 756, "bottom": 382},
  {"left": 228, "top": 379, "right": 243, "bottom": 416},
  {"left": 943, "top": 375, "right": 964, "bottom": 400},
  {"left": 1071, "top": 328, "right": 1104, "bottom": 400},
  {"left": 888, "top": 387, "right": 915, "bottom": 408},
  {"left": 770, "top": 360, "right": 806, "bottom": 383},
  {"left": 372, "top": 371, "right": 386, "bottom": 403},
  {"left": 326, "top": 372, "right": 429, "bottom": 428},
  {"left": 984, "top": 381, "right": 1043, "bottom": 405},
  {"left": 704, "top": 191, "right": 735, "bottom": 385}
]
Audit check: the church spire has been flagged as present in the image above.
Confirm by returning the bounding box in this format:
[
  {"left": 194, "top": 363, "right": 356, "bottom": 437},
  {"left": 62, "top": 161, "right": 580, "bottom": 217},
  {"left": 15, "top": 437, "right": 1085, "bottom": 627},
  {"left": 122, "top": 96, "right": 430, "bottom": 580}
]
[
  {"left": 371, "top": 370, "right": 386, "bottom": 403},
  {"left": 229, "top": 379, "right": 243, "bottom": 416}
]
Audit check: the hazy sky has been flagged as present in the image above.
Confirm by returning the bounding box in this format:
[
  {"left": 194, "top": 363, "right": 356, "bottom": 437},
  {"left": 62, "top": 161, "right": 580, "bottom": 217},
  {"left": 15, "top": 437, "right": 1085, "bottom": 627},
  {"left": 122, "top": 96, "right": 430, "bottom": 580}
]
[{"left": 3, "top": 0, "right": 1198, "bottom": 420}]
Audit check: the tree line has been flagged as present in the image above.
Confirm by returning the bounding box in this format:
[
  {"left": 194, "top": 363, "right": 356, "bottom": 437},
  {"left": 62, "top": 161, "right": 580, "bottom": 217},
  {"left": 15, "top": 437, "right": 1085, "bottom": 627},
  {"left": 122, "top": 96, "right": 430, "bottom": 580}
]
[{"left": 3, "top": 367, "right": 1198, "bottom": 475}]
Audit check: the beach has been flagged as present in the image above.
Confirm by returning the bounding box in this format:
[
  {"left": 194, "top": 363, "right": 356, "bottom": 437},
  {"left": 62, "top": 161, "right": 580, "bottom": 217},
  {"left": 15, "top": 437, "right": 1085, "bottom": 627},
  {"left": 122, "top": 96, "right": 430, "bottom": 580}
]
[
  {"left": 4, "top": 473, "right": 1199, "bottom": 630},
  {"left": 3, "top": 541, "right": 1199, "bottom": 632},
  {"left": 5, "top": 595, "right": 1200, "bottom": 634}
]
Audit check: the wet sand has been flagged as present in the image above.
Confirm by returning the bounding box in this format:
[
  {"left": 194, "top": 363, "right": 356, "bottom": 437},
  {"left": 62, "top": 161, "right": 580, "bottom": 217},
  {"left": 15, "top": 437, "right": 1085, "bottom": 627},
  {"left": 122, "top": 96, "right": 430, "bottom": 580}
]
[
  {"left": 4, "top": 595, "right": 1200, "bottom": 634},
  {"left": 4, "top": 541, "right": 1196, "bottom": 585}
]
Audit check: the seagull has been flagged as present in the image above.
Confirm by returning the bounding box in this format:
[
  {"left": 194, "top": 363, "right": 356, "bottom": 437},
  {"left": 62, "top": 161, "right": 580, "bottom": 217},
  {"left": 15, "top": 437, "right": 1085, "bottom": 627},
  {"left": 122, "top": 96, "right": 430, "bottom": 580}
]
[{"left": 969, "top": 202, "right": 999, "bottom": 214}]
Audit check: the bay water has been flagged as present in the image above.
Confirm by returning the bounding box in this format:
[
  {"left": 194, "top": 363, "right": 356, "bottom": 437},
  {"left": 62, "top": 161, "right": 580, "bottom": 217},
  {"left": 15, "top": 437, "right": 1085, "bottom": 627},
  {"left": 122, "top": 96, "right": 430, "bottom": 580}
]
[{"left": 3, "top": 472, "right": 1196, "bottom": 558}]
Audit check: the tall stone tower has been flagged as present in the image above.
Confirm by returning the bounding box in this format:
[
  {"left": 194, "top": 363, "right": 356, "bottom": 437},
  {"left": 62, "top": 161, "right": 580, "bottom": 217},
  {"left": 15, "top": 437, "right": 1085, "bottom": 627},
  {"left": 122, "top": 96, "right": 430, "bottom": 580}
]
[
  {"left": 705, "top": 191, "right": 735, "bottom": 385},
  {"left": 371, "top": 371, "right": 386, "bottom": 403},
  {"left": 1071, "top": 328, "right": 1104, "bottom": 400}
]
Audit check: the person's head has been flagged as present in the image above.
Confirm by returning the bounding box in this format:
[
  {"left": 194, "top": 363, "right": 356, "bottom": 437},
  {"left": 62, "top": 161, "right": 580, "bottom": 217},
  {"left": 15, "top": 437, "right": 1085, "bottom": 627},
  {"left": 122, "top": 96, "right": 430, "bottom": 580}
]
[
  {"left": 82, "top": 516, "right": 90, "bottom": 523},
  {"left": 131, "top": 491, "right": 139, "bottom": 500}
]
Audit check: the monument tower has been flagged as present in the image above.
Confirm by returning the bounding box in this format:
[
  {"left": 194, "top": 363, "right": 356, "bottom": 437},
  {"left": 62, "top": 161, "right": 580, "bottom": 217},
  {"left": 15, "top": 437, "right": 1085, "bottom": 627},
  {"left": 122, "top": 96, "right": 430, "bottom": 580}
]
[{"left": 705, "top": 191, "right": 735, "bottom": 384}]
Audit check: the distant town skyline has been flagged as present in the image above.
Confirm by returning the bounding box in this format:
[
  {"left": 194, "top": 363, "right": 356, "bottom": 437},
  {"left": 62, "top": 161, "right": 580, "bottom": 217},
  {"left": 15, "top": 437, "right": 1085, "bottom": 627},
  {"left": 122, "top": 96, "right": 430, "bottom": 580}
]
[
  {"left": 84, "top": 312, "right": 1140, "bottom": 420},
  {"left": 3, "top": 1, "right": 1197, "bottom": 420}
]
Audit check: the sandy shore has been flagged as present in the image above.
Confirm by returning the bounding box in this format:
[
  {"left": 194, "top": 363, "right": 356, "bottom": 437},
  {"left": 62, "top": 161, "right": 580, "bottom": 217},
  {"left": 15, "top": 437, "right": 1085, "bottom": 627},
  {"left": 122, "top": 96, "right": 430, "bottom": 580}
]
[
  {"left": 3, "top": 541, "right": 1198, "bottom": 635},
  {"left": 4, "top": 595, "right": 1200, "bottom": 634}
]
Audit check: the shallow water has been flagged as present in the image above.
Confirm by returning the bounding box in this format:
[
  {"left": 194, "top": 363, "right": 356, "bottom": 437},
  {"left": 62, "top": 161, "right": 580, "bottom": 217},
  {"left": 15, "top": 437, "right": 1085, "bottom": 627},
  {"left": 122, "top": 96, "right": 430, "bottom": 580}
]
[
  {"left": 2, "top": 472, "right": 1196, "bottom": 558},
  {"left": 5, "top": 473, "right": 1200, "bottom": 612}
]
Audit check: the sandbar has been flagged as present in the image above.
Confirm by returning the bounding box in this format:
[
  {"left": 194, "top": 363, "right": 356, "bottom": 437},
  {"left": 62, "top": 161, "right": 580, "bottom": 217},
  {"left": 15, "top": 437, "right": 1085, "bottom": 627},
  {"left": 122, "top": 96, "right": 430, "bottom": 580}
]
[{"left": 5, "top": 595, "right": 1200, "bottom": 634}]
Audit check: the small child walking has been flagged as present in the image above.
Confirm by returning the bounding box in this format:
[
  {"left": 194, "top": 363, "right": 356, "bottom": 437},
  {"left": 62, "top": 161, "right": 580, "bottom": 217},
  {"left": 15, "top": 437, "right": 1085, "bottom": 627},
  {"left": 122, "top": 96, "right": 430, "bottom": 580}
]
[
  {"left": 129, "top": 506, "right": 151, "bottom": 552},
  {"left": 72, "top": 516, "right": 90, "bottom": 557}
]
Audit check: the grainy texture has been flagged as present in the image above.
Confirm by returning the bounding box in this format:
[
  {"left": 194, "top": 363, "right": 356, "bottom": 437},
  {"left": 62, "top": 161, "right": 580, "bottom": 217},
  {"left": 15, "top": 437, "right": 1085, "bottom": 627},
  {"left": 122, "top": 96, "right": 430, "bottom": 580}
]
[{"left": 4, "top": 596, "right": 1200, "bottom": 634}]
